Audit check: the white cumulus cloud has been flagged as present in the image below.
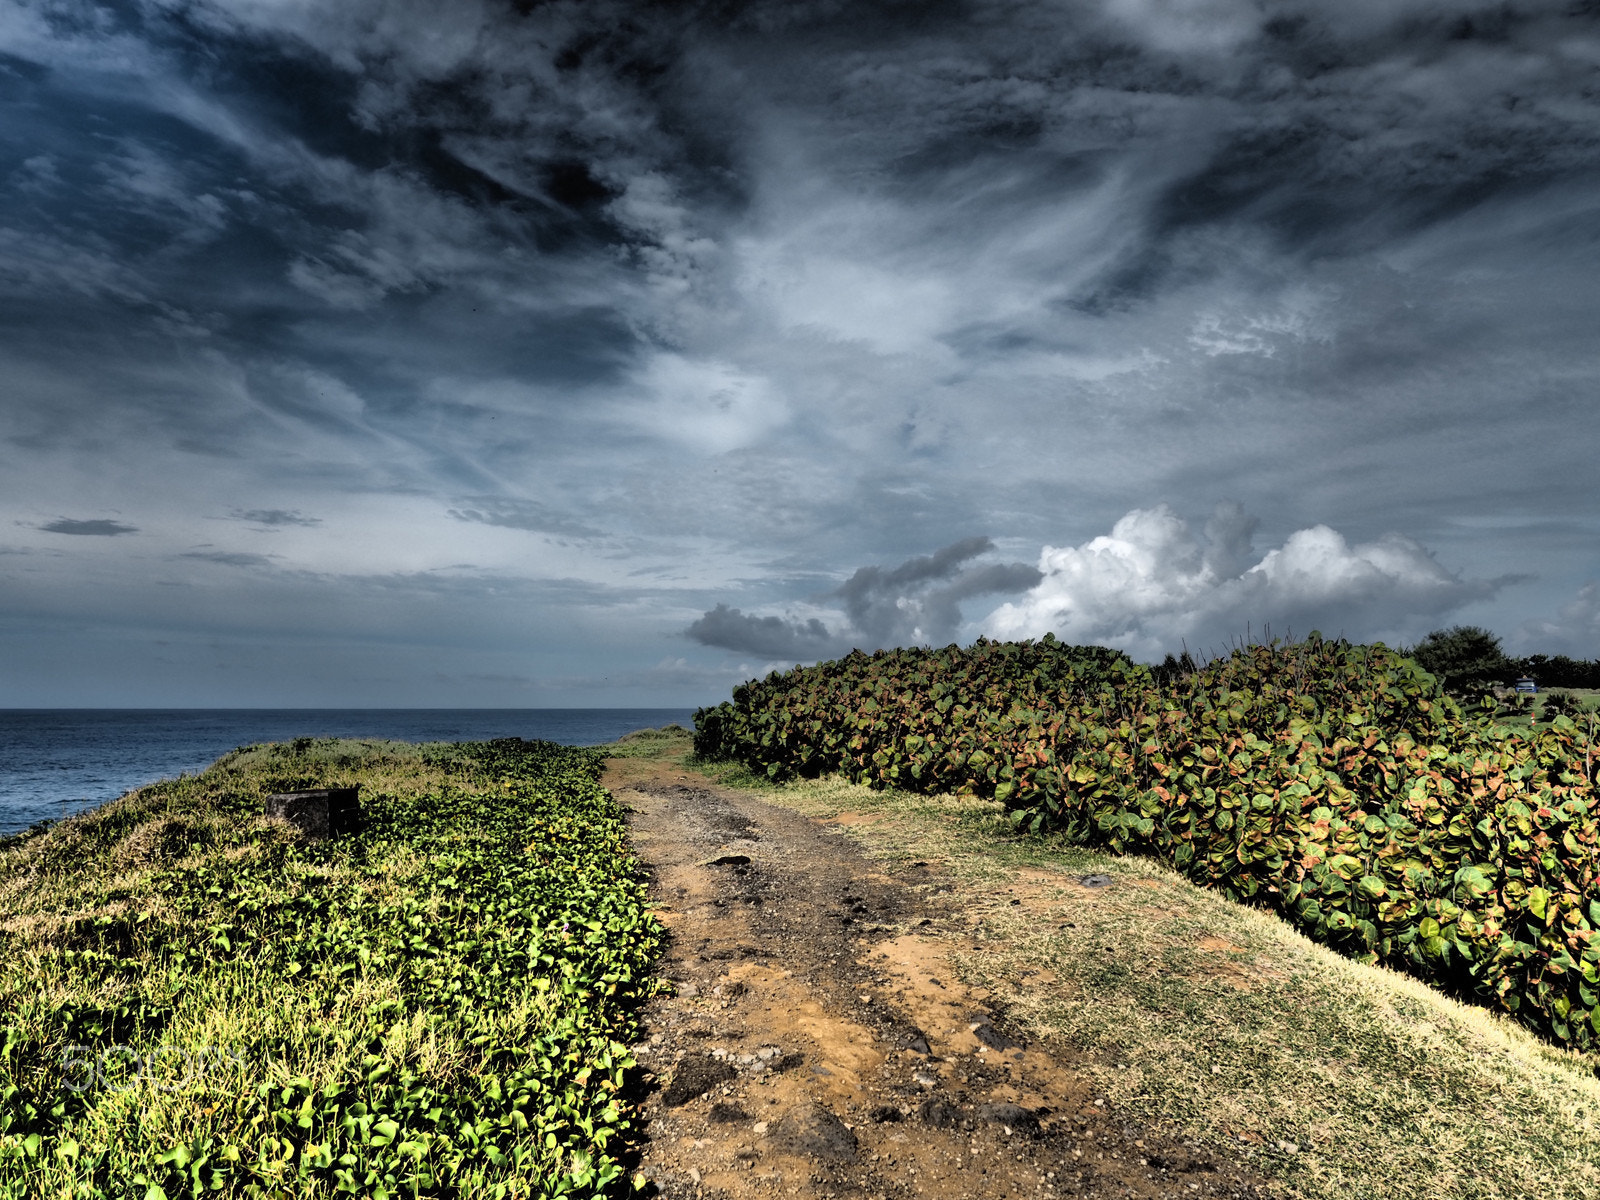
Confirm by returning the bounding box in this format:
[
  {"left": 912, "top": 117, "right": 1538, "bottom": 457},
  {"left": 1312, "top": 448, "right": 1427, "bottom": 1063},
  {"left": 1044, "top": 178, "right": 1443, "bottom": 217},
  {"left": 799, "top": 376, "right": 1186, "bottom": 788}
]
[{"left": 983, "top": 503, "right": 1501, "bottom": 660}]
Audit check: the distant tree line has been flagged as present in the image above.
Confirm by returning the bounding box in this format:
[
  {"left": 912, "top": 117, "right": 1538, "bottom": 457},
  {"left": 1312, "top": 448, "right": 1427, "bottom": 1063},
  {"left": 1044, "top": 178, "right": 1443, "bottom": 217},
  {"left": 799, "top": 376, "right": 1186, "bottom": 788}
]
[
  {"left": 1151, "top": 627, "right": 1600, "bottom": 695},
  {"left": 1505, "top": 654, "right": 1600, "bottom": 689},
  {"left": 1406, "top": 626, "right": 1600, "bottom": 693}
]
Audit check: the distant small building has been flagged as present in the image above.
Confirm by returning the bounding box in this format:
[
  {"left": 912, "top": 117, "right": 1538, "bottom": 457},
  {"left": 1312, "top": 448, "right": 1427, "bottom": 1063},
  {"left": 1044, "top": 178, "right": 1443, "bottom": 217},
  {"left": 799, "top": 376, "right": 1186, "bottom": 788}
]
[{"left": 1515, "top": 676, "right": 1538, "bottom": 694}]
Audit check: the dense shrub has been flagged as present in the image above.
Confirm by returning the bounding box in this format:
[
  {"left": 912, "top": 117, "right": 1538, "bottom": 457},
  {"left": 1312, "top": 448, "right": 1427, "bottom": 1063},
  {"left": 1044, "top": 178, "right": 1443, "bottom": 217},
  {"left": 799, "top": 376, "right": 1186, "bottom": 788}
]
[
  {"left": 695, "top": 636, "right": 1600, "bottom": 1052},
  {"left": 693, "top": 636, "right": 1138, "bottom": 789},
  {"left": 1406, "top": 626, "right": 1512, "bottom": 693},
  {"left": 1541, "top": 692, "right": 1593, "bottom": 721}
]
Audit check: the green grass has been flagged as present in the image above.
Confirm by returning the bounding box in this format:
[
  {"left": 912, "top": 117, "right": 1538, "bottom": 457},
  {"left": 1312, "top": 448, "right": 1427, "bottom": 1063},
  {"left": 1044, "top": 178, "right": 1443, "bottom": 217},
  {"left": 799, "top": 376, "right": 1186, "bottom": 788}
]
[
  {"left": 1488, "top": 688, "right": 1600, "bottom": 735},
  {"left": 1, "top": 737, "right": 662, "bottom": 1199},
  {"left": 598, "top": 727, "right": 694, "bottom": 760},
  {"left": 619, "top": 726, "right": 1600, "bottom": 1200}
]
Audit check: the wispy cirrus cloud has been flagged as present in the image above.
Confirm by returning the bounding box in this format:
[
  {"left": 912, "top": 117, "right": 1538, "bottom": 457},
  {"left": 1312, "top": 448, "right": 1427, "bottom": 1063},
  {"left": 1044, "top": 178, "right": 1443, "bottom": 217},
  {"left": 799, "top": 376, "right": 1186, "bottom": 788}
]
[{"left": 447, "top": 498, "right": 602, "bottom": 539}]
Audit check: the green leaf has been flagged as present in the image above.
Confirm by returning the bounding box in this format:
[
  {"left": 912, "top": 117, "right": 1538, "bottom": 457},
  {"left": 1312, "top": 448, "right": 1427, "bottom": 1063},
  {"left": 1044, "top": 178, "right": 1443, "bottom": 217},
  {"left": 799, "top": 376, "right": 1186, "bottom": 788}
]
[{"left": 1528, "top": 887, "right": 1550, "bottom": 921}]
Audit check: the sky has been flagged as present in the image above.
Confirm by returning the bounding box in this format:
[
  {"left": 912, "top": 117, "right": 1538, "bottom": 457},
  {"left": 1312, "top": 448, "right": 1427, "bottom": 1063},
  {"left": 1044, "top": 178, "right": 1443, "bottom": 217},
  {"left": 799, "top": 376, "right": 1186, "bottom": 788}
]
[{"left": 2, "top": 0, "right": 1599, "bottom": 708}]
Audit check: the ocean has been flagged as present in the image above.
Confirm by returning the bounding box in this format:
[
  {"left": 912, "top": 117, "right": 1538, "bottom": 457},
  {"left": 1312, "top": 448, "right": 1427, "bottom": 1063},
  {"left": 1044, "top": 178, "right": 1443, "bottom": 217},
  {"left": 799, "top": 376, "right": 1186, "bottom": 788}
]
[{"left": 0, "top": 709, "right": 697, "bottom": 836}]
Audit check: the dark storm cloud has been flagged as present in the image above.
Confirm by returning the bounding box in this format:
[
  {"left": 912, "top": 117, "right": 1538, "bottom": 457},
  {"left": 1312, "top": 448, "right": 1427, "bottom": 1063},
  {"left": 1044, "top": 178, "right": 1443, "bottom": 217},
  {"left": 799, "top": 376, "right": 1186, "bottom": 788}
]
[
  {"left": 14, "top": 0, "right": 1578, "bottom": 368},
  {"left": 6, "top": 0, "right": 1598, "bottom": 443},
  {"left": 0, "top": 0, "right": 667, "bottom": 453},
  {"left": 835, "top": 537, "right": 1044, "bottom": 647},
  {"left": 689, "top": 538, "right": 1043, "bottom": 660},
  {"left": 7, "top": 2, "right": 1600, "bottom": 336},
  {"left": 231, "top": 509, "right": 320, "bottom": 528},
  {"left": 39, "top": 518, "right": 138, "bottom": 536},
  {"left": 180, "top": 549, "right": 276, "bottom": 568},
  {"left": 686, "top": 604, "right": 844, "bottom": 660}
]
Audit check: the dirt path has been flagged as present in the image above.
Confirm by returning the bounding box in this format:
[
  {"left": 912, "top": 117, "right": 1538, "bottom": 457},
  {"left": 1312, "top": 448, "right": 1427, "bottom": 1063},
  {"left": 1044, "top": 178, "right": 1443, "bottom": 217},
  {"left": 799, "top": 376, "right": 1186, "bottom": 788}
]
[{"left": 608, "top": 758, "right": 1286, "bottom": 1200}]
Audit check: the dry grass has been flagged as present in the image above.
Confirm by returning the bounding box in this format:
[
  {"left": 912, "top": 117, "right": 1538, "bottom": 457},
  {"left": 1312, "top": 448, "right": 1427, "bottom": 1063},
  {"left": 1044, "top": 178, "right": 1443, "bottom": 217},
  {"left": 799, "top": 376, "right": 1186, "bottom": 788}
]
[
  {"left": 622, "top": 729, "right": 1600, "bottom": 1200},
  {"left": 0, "top": 737, "right": 467, "bottom": 933}
]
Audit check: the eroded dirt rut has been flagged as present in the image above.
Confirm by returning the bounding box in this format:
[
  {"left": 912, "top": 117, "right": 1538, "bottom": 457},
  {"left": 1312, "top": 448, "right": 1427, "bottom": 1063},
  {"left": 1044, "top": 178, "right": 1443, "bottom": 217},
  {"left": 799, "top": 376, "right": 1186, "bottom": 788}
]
[{"left": 610, "top": 760, "right": 1285, "bottom": 1200}]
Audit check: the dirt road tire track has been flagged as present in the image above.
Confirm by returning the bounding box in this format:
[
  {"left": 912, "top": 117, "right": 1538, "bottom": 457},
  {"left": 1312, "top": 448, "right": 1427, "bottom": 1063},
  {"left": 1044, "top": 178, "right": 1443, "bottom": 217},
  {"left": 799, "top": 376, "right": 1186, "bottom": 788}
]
[{"left": 610, "top": 759, "right": 1287, "bottom": 1200}]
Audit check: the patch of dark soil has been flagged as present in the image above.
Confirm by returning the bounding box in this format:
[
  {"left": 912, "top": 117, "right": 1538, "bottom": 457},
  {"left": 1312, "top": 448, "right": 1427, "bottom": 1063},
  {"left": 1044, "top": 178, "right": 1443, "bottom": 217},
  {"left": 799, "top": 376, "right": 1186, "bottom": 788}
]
[
  {"left": 661, "top": 1056, "right": 737, "bottom": 1106},
  {"left": 978, "top": 1101, "right": 1041, "bottom": 1136},
  {"left": 772, "top": 1101, "right": 857, "bottom": 1162},
  {"left": 972, "top": 1021, "right": 1024, "bottom": 1051},
  {"left": 917, "top": 1097, "right": 963, "bottom": 1128}
]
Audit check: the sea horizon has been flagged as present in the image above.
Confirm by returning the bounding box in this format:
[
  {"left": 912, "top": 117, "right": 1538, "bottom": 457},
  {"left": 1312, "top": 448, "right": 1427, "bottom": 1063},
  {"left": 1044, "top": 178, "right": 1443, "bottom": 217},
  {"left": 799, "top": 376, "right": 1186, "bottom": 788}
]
[
  {"left": 0, "top": 707, "right": 699, "bottom": 835},
  {"left": 0, "top": 705, "right": 705, "bottom": 711}
]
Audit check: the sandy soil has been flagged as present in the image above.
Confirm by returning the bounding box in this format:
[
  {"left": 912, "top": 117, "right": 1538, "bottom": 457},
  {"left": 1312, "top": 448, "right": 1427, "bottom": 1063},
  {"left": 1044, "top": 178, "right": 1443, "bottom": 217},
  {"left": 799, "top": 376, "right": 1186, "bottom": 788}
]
[{"left": 606, "top": 757, "right": 1288, "bottom": 1200}]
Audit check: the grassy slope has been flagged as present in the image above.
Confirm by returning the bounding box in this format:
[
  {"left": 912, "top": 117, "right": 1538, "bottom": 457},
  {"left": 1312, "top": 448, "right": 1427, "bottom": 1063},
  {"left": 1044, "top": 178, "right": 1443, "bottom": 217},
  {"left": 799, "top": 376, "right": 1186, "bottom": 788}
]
[
  {"left": 619, "top": 728, "right": 1600, "bottom": 1200},
  {"left": 1490, "top": 688, "right": 1600, "bottom": 736},
  {"left": 0, "top": 737, "right": 661, "bottom": 1199}
]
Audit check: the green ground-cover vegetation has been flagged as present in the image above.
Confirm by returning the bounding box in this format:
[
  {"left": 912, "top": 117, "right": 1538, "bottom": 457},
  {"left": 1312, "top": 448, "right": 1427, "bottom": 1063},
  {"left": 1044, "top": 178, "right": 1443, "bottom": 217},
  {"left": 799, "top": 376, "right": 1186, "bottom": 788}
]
[
  {"left": 0, "top": 737, "right": 662, "bottom": 1200},
  {"left": 695, "top": 635, "right": 1600, "bottom": 1054}
]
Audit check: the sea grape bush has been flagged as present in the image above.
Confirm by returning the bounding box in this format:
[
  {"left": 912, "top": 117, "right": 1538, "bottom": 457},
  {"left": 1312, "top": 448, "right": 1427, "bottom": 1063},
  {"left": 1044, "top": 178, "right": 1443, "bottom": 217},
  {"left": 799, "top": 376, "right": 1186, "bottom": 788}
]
[
  {"left": 694, "top": 635, "right": 1600, "bottom": 1052},
  {"left": 0, "top": 738, "right": 662, "bottom": 1199},
  {"left": 693, "top": 637, "right": 1138, "bottom": 791}
]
